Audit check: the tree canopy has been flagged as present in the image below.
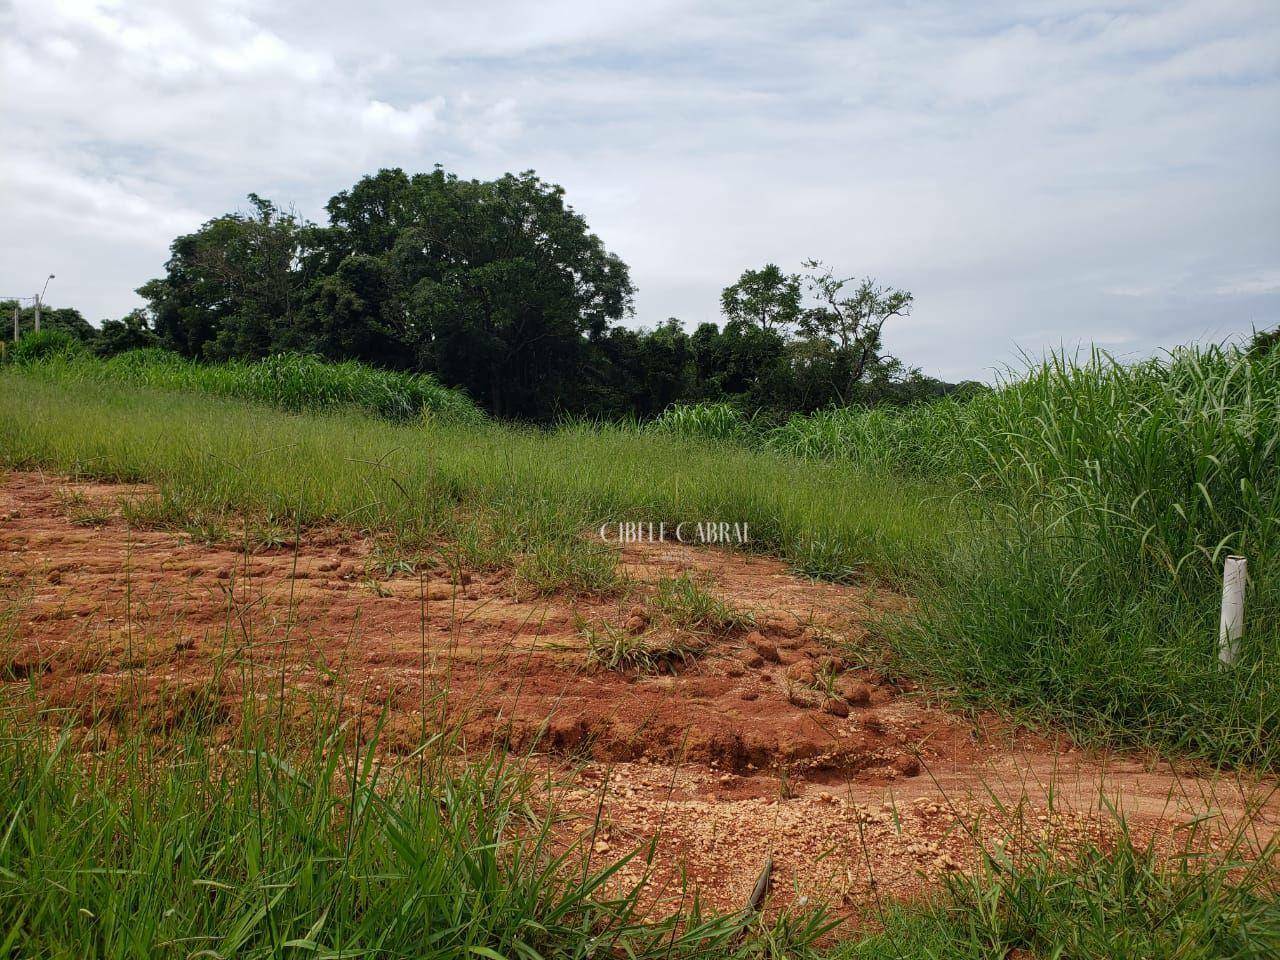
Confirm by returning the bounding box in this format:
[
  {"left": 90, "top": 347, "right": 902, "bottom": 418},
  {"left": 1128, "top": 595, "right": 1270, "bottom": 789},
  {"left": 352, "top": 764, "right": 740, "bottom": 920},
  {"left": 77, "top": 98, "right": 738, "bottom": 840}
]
[{"left": 9, "top": 165, "right": 962, "bottom": 420}]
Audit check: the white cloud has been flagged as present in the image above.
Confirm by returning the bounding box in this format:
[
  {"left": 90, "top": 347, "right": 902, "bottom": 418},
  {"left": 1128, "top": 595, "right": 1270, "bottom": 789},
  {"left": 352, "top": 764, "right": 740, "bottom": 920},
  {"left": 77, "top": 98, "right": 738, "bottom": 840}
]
[{"left": 1, "top": 0, "right": 1277, "bottom": 380}]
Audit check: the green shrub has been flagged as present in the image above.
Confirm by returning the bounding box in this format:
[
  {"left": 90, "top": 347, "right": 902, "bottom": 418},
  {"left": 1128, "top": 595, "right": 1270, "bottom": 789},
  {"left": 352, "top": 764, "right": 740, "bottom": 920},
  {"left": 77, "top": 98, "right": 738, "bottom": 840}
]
[
  {"left": 648, "top": 401, "right": 752, "bottom": 442},
  {"left": 10, "top": 329, "right": 87, "bottom": 365}
]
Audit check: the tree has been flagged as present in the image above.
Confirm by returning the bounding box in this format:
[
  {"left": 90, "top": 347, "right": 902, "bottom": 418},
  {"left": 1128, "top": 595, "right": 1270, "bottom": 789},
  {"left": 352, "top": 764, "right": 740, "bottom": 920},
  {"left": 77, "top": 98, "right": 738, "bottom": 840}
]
[
  {"left": 720, "top": 264, "right": 802, "bottom": 334},
  {"left": 1, "top": 300, "right": 95, "bottom": 342},
  {"left": 140, "top": 195, "right": 310, "bottom": 360},
  {"left": 95, "top": 309, "right": 158, "bottom": 356},
  {"left": 797, "top": 260, "right": 912, "bottom": 402},
  {"left": 383, "top": 169, "right": 633, "bottom": 419}
]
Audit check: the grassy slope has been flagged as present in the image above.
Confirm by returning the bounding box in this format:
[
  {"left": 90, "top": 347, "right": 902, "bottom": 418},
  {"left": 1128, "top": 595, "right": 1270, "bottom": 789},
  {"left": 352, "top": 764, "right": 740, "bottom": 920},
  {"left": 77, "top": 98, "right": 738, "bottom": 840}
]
[
  {"left": 16, "top": 347, "right": 485, "bottom": 422},
  {"left": 0, "top": 371, "right": 953, "bottom": 588}
]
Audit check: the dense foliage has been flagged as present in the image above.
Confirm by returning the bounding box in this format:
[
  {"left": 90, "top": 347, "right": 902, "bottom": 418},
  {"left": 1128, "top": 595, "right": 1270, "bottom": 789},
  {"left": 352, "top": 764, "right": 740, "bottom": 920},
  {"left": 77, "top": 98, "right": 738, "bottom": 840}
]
[{"left": 3, "top": 167, "right": 965, "bottom": 422}]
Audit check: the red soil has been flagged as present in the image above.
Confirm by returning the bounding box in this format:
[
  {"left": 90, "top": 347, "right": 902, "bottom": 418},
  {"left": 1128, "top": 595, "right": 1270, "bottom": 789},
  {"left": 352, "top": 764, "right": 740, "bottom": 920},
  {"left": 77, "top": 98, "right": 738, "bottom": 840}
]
[{"left": 2, "top": 470, "right": 1275, "bottom": 914}]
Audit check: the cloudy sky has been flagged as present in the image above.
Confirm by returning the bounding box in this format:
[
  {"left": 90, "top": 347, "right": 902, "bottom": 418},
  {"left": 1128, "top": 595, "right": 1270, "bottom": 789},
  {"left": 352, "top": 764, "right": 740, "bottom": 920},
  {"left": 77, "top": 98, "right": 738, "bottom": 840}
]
[{"left": 2, "top": 0, "right": 1277, "bottom": 381}]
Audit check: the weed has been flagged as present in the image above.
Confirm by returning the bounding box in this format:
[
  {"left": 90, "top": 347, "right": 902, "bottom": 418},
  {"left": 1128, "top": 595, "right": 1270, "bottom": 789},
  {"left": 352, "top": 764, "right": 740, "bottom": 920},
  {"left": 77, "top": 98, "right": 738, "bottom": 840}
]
[
  {"left": 514, "top": 537, "right": 622, "bottom": 598},
  {"left": 649, "top": 572, "right": 754, "bottom": 635},
  {"left": 55, "top": 487, "right": 112, "bottom": 527},
  {"left": 581, "top": 617, "right": 707, "bottom": 673}
]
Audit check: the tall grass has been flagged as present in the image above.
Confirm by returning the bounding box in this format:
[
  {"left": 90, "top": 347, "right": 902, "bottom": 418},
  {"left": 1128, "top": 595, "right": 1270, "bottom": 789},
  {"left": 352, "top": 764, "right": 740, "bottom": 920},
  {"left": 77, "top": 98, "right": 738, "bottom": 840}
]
[
  {"left": 0, "top": 695, "right": 832, "bottom": 958},
  {"left": 648, "top": 402, "right": 753, "bottom": 442},
  {"left": 13, "top": 348, "right": 484, "bottom": 423},
  {"left": 4, "top": 695, "right": 1273, "bottom": 959},
  {"left": 842, "top": 819, "right": 1279, "bottom": 959},
  {"left": 0, "top": 370, "right": 952, "bottom": 589},
  {"left": 888, "top": 347, "right": 1279, "bottom": 767},
  {"left": 658, "top": 347, "right": 1280, "bottom": 766}
]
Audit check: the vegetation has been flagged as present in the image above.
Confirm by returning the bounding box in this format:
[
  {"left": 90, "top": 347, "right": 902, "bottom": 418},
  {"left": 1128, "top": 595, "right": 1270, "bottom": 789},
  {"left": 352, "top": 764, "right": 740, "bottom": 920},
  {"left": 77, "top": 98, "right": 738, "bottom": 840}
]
[
  {"left": 841, "top": 823, "right": 1278, "bottom": 959},
  {"left": 0, "top": 696, "right": 839, "bottom": 958},
  {"left": 0, "top": 696, "right": 1272, "bottom": 958},
  {"left": 0, "top": 291, "right": 1276, "bottom": 953},
  {"left": 4, "top": 337, "right": 1276, "bottom": 769},
  {"left": 582, "top": 574, "right": 753, "bottom": 673},
  {"left": 5, "top": 165, "right": 965, "bottom": 423},
  {"left": 14, "top": 346, "right": 483, "bottom": 422}
]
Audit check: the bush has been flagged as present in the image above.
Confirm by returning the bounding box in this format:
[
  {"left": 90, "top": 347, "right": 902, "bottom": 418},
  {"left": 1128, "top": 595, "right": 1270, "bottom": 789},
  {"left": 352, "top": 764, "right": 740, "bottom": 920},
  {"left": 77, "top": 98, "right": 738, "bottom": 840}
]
[{"left": 9, "top": 329, "right": 87, "bottom": 365}]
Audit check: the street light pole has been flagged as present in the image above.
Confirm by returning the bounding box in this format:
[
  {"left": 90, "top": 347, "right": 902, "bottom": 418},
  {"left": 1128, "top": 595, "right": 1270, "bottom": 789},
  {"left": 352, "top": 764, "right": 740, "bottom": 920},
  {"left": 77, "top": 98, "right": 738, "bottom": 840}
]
[{"left": 34, "top": 274, "right": 55, "bottom": 334}]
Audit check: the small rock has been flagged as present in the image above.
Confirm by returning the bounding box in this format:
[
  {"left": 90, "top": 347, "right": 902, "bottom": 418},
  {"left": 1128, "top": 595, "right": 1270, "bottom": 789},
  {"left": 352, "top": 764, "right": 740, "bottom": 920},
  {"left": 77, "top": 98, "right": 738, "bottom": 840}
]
[
  {"left": 823, "top": 697, "right": 849, "bottom": 718},
  {"left": 788, "top": 688, "right": 817, "bottom": 708},
  {"left": 839, "top": 679, "right": 873, "bottom": 707},
  {"left": 624, "top": 615, "right": 646, "bottom": 634},
  {"left": 748, "top": 633, "right": 781, "bottom": 663},
  {"left": 786, "top": 661, "right": 817, "bottom": 685}
]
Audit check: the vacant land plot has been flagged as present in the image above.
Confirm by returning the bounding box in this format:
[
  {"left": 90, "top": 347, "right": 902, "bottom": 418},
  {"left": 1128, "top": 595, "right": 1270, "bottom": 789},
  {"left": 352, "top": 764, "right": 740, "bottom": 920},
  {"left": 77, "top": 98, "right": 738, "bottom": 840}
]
[
  {"left": 3, "top": 471, "right": 1274, "bottom": 918},
  {"left": 1, "top": 353, "right": 1276, "bottom": 957}
]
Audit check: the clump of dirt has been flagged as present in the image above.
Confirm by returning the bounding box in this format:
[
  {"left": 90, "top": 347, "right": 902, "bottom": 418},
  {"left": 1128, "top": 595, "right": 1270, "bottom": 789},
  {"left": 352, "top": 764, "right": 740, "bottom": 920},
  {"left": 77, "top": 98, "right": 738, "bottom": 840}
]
[{"left": 2, "top": 471, "right": 1275, "bottom": 916}]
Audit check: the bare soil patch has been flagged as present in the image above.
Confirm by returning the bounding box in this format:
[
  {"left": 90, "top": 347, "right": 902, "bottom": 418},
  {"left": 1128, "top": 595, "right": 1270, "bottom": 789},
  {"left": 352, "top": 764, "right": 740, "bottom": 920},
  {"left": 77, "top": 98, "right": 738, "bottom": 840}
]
[{"left": 2, "top": 470, "right": 1275, "bottom": 914}]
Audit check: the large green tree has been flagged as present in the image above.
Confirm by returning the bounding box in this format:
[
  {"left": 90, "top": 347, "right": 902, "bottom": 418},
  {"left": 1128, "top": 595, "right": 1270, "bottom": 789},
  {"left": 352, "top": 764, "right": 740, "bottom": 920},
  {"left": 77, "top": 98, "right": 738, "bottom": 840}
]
[
  {"left": 1, "top": 300, "right": 95, "bottom": 342},
  {"left": 326, "top": 167, "right": 633, "bottom": 418},
  {"left": 140, "top": 195, "right": 310, "bottom": 360},
  {"left": 131, "top": 165, "right": 949, "bottom": 421},
  {"left": 796, "top": 260, "right": 914, "bottom": 403}
]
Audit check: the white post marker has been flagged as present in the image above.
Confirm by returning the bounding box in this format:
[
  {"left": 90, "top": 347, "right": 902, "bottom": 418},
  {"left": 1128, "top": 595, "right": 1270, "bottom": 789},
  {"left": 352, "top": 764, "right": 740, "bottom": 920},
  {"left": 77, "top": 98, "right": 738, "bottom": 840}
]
[{"left": 1218, "top": 555, "right": 1246, "bottom": 666}]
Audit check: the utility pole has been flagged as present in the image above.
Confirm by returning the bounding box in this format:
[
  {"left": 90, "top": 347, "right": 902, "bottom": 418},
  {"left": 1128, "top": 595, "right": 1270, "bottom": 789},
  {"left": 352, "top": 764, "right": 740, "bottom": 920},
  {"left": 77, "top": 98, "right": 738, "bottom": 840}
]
[{"left": 11, "top": 301, "right": 17, "bottom": 343}]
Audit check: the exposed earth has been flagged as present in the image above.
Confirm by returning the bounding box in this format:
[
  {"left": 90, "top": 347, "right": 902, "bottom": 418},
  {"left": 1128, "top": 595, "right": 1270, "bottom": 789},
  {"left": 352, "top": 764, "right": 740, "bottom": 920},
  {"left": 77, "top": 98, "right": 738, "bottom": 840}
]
[{"left": 1, "top": 470, "right": 1275, "bottom": 916}]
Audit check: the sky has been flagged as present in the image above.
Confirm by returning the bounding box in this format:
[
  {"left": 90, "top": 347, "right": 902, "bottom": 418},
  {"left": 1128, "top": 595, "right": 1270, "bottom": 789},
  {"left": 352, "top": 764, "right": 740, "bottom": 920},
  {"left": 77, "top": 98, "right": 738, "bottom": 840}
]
[{"left": 1, "top": 0, "right": 1277, "bottom": 383}]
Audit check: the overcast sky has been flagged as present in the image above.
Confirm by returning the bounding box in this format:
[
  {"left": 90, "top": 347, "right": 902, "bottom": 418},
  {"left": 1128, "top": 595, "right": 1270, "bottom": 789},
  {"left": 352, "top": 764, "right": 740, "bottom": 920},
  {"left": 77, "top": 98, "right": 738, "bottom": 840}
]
[{"left": 2, "top": 0, "right": 1277, "bottom": 382}]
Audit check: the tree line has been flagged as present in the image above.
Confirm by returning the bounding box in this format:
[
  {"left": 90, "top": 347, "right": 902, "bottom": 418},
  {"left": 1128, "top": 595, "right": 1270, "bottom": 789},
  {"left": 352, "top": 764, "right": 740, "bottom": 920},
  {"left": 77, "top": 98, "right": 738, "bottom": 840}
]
[{"left": 5, "top": 166, "right": 975, "bottom": 421}]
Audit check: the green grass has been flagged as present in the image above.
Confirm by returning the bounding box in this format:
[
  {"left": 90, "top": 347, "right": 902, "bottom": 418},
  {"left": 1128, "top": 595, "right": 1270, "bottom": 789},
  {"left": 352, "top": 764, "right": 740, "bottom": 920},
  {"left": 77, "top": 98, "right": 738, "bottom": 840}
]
[
  {"left": 0, "top": 700, "right": 1273, "bottom": 959},
  {"left": 840, "top": 826, "right": 1279, "bottom": 960},
  {"left": 13, "top": 347, "right": 484, "bottom": 423},
  {"left": 0, "top": 370, "right": 950, "bottom": 589},
  {"left": 0, "top": 699, "right": 839, "bottom": 958},
  {"left": 648, "top": 573, "right": 755, "bottom": 635},
  {"left": 2, "top": 348, "right": 1280, "bottom": 957}
]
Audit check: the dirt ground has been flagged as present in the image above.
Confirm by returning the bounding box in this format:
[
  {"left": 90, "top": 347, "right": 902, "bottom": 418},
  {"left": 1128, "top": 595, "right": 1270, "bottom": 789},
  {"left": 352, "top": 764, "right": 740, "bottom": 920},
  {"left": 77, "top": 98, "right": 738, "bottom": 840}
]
[{"left": 2, "top": 470, "right": 1276, "bottom": 916}]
